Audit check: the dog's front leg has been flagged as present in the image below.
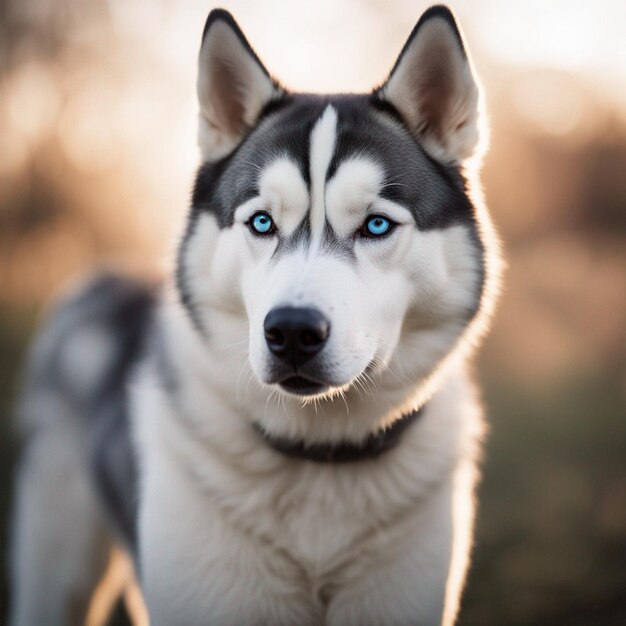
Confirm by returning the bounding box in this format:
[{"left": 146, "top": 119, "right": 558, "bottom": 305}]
[
  {"left": 137, "top": 421, "right": 323, "bottom": 626},
  {"left": 326, "top": 474, "right": 470, "bottom": 626}
]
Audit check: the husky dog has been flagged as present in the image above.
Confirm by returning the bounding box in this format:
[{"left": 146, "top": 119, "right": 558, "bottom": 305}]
[{"left": 10, "top": 5, "right": 501, "bottom": 626}]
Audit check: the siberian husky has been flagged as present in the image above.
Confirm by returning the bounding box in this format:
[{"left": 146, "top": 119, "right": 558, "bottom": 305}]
[{"left": 10, "top": 5, "right": 501, "bottom": 625}]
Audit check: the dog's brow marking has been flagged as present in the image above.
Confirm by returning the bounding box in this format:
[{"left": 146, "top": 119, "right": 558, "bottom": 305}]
[{"left": 308, "top": 105, "right": 338, "bottom": 246}]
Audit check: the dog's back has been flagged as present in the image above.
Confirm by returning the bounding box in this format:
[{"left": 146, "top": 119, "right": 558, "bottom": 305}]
[{"left": 10, "top": 272, "right": 154, "bottom": 626}]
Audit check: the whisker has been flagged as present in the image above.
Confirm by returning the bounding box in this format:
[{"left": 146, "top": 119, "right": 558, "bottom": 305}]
[
  {"left": 216, "top": 339, "right": 249, "bottom": 352},
  {"left": 235, "top": 359, "right": 249, "bottom": 402}
]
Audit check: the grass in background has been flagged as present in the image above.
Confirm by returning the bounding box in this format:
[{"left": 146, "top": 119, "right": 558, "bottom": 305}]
[
  {"left": 0, "top": 306, "right": 37, "bottom": 623},
  {"left": 461, "top": 373, "right": 626, "bottom": 625}
]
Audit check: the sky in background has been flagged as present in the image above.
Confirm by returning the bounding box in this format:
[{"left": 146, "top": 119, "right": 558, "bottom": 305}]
[
  {"left": 101, "top": 0, "right": 626, "bottom": 191},
  {"left": 97, "top": 0, "right": 626, "bottom": 96},
  {"left": 4, "top": 0, "right": 626, "bottom": 196}
]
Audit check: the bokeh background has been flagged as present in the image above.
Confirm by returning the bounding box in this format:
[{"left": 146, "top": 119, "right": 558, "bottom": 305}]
[{"left": 1, "top": 0, "right": 625, "bottom": 624}]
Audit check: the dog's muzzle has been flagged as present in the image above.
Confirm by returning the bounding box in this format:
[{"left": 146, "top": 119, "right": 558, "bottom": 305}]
[
  {"left": 264, "top": 306, "right": 330, "bottom": 366},
  {"left": 263, "top": 306, "right": 331, "bottom": 395}
]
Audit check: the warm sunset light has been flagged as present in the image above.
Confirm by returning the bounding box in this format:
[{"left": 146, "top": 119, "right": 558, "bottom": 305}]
[{"left": 0, "top": 2, "right": 624, "bottom": 626}]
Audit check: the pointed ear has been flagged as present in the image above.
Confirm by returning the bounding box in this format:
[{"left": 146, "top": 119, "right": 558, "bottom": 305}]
[
  {"left": 197, "top": 10, "right": 282, "bottom": 161},
  {"left": 376, "top": 6, "right": 482, "bottom": 164}
]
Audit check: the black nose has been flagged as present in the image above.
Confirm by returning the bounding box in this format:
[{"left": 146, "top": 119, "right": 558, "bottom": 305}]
[{"left": 264, "top": 307, "right": 330, "bottom": 367}]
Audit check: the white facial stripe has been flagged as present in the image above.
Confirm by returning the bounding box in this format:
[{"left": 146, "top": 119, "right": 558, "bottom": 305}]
[{"left": 308, "top": 105, "right": 338, "bottom": 244}]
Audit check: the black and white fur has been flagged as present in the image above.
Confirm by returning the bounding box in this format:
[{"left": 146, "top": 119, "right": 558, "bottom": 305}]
[{"left": 10, "top": 6, "right": 501, "bottom": 625}]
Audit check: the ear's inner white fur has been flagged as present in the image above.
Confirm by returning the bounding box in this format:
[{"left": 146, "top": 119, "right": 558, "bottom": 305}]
[
  {"left": 197, "top": 15, "right": 279, "bottom": 160},
  {"left": 379, "top": 12, "right": 481, "bottom": 163}
]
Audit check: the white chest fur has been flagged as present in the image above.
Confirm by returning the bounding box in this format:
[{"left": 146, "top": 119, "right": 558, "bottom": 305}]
[{"left": 132, "top": 348, "right": 483, "bottom": 626}]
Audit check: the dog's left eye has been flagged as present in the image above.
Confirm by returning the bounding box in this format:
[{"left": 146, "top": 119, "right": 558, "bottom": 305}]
[
  {"left": 360, "top": 215, "right": 394, "bottom": 238},
  {"left": 249, "top": 212, "right": 276, "bottom": 235}
]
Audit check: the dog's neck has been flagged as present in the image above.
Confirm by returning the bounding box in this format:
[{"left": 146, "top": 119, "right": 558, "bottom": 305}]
[{"left": 252, "top": 405, "right": 424, "bottom": 463}]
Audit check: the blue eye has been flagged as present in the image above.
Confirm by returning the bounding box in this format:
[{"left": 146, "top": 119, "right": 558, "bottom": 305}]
[
  {"left": 250, "top": 212, "right": 275, "bottom": 235},
  {"left": 364, "top": 215, "right": 392, "bottom": 237}
]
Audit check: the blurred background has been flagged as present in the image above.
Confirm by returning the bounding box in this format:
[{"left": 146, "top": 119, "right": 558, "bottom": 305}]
[{"left": 0, "top": 0, "right": 625, "bottom": 624}]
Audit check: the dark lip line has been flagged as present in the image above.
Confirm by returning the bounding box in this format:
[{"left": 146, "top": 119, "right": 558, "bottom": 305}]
[
  {"left": 270, "top": 354, "right": 381, "bottom": 394},
  {"left": 278, "top": 375, "right": 329, "bottom": 396},
  {"left": 280, "top": 373, "right": 322, "bottom": 384}
]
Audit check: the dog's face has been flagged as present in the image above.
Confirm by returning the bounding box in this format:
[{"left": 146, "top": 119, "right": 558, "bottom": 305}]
[{"left": 178, "top": 7, "right": 490, "bottom": 401}]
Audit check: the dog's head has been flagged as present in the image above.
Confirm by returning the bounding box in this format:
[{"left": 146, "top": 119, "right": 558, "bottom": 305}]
[{"left": 178, "top": 6, "right": 496, "bottom": 405}]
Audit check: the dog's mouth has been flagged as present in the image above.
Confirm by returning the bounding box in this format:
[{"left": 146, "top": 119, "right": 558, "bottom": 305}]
[{"left": 278, "top": 375, "right": 329, "bottom": 396}]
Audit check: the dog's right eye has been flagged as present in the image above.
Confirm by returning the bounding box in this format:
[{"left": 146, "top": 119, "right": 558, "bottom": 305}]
[
  {"left": 359, "top": 215, "right": 395, "bottom": 239},
  {"left": 248, "top": 212, "right": 276, "bottom": 236}
]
